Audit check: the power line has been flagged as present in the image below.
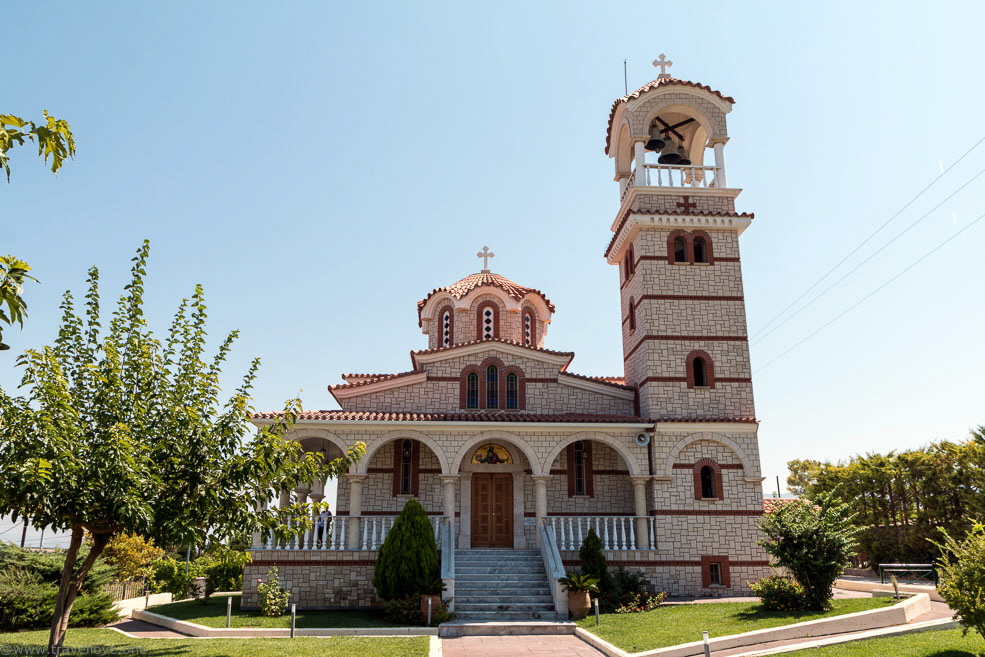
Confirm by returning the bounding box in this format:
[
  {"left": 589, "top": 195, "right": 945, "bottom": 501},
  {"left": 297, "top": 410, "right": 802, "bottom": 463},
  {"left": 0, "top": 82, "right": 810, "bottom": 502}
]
[
  {"left": 751, "top": 135, "right": 985, "bottom": 339},
  {"left": 0, "top": 521, "right": 24, "bottom": 537},
  {"left": 755, "top": 207, "right": 985, "bottom": 372},
  {"left": 752, "top": 162, "right": 985, "bottom": 346}
]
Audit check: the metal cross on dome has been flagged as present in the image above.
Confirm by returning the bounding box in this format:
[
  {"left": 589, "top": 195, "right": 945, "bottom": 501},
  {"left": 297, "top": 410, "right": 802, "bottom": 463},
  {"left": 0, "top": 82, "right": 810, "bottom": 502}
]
[
  {"left": 477, "top": 246, "right": 495, "bottom": 273},
  {"left": 653, "top": 53, "right": 673, "bottom": 79}
]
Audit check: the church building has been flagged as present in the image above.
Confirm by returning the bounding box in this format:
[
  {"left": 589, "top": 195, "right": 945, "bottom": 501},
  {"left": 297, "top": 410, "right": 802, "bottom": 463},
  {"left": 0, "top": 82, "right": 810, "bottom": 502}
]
[{"left": 243, "top": 58, "right": 771, "bottom": 619}]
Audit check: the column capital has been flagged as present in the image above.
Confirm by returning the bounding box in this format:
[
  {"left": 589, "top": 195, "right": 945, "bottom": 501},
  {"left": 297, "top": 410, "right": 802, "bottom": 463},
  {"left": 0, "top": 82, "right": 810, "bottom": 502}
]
[
  {"left": 630, "top": 476, "right": 651, "bottom": 486},
  {"left": 346, "top": 473, "right": 369, "bottom": 483},
  {"left": 295, "top": 487, "right": 312, "bottom": 496},
  {"left": 308, "top": 493, "right": 325, "bottom": 503},
  {"left": 439, "top": 474, "right": 460, "bottom": 484},
  {"left": 531, "top": 474, "right": 553, "bottom": 485}
]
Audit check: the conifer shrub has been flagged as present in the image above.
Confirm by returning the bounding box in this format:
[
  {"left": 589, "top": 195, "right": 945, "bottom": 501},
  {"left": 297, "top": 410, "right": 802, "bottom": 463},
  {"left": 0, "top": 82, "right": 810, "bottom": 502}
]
[
  {"left": 579, "top": 528, "right": 614, "bottom": 608},
  {"left": 373, "top": 498, "right": 438, "bottom": 600},
  {"left": 935, "top": 523, "right": 985, "bottom": 641}
]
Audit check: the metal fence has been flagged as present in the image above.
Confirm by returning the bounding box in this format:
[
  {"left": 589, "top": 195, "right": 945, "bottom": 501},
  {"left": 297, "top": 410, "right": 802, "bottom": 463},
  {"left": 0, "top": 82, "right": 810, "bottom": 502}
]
[{"left": 105, "top": 579, "right": 146, "bottom": 601}]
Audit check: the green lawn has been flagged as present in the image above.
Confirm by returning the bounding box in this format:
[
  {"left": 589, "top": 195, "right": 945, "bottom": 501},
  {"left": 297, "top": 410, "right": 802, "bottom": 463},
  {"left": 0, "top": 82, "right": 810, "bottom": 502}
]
[
  {"left": 0, "top": 629, "right": 429, "bottom": 657},
  {"left": 148, "top": 594, "right": 397, "bottom": 628},
  {"left": 781, "top": 628, "right": 982, "bottom": 656},
  {"left": 577, "top": 598, "right": 895, "bottom": 652}
]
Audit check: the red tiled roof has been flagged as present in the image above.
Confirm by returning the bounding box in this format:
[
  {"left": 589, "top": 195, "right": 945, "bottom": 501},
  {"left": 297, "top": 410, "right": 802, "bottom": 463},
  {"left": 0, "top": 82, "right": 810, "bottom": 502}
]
[
  {"left": 418, "top": 272, "right": 555, "bottom": 324},
  {"left": 605, "top": 77, "right": 735, "bottom": 155},
  {"left": 559, "top": 371, "right": 634, "bottom": 391},
  {"left": 763, "top": 498, "right": 801, "bottom": 514},
  {"left": 328, "top": 370, "right": 422, "bottom": 391},
  {"left": 411, "top": 337, "right": 574, "bottom": 362},
  {"left": 654, "top": 416, "right": 758, "bottom": 424},
  {"left": 605, "top": 208, "right": 755, "bottom": 259},
  {"left": 251, "top": 410, "right": 652, "bottom": 424}
]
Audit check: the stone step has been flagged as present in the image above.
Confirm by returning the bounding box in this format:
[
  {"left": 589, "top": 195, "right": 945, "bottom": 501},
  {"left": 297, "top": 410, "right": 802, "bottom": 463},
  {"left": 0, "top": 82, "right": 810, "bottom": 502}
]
[
  {"left": 438, "top": 620, "right": 575, "bottom": 638},
  {"left": 456, "top": 558, "right": 544, "bottom": 566},
  {"left": 455, "top": 597, "right": 555, "bottom": 607},
  {"left": 455, "top": 578, "right": 550, "bottom": 587},
  {"left": 455, "top": 566, "right": 545, "bottom": 575},
  {"left": 451, "top": 611, "right": 562, "bottom": 622}
]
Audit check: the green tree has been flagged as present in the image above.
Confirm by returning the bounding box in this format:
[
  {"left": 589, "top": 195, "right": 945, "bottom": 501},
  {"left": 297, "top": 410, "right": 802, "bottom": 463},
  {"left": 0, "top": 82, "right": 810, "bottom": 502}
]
[
  {"left": 100, "top": 533, "right": 165, "bottom": 582},
  {"left": 757, "top": 493, "right": 860, "bottom": 611},
  {"left": 934, "top": 523, "right": 985, "bottom": 643},
  {"left": 0, "top": 256, "right": 37, "bottom": 351},
  {"left": 373, "top": 498, "right": 438, "bottom": 600},
  {"left": 579, "top": 528, "right": 613, "bottom": 595},
  {"left": 0, "top": 241, "right": 364, "bottom": 657},
  {"left": 1, "top": 111, "right": 76, "bottom": 181}
]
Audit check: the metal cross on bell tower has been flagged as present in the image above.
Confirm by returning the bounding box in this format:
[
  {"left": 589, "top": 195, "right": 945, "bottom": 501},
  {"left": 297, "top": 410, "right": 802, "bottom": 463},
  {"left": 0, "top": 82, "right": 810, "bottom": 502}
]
[
  {"left": 652, "top": 53, "right": 673, "bottom": 79},
  {"left": 477, "top": 246, "right": 495, "bottom": 273}
]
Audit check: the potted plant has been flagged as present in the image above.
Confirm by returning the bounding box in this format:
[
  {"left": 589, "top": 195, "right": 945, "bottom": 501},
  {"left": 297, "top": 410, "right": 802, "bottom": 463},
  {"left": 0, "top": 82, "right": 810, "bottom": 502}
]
[
  {"left": 559, "top": 573, "right": 599, "bottom": 620},
  {"left": 418, "top": 578, "right": 447, "bottom": 619}
]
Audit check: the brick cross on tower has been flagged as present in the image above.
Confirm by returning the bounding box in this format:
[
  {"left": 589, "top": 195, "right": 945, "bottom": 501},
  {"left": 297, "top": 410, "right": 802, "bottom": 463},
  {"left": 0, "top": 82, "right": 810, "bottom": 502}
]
[
  {"left": 477, "top": 245, "right": 495, "bottom": 273},
  {"left": 676, "top": 196, "right": 697, "bottom": 212}
]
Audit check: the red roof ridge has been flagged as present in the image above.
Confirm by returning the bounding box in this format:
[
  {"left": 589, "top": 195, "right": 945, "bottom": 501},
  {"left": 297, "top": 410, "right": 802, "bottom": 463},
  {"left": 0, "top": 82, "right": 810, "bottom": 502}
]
[
  {"left": 411, "top": 337, "right": 574, "bottom": 360},
  {"left": 252, "top": 410, "right": 651, "bottom": 424},
  {"left": 605, "top": 77, "right": 735, "bottom": 155},
  {"left": 328, "top": 370, "right": 423, "bottom": 391},
  {"left": 653, "top": 416, "right": 758, "bottom": 424},
  {"left": 559, "top": 371, "right": 634, "bottom": 390}
]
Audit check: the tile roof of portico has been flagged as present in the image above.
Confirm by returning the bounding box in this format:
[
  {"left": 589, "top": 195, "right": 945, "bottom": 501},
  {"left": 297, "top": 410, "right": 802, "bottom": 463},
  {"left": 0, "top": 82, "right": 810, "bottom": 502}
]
[
  {"left": 329, "top": 370, "right": 422, "bottom": 391},
  {"left": 653, "top": 416, "right": 758, "bottom": 424},
  {"left": 251, "top": 410, "right": 652, "bottom": 424},
  {"left": 605, "top": 77, "right": 735, "bottom": 155},
  {"left": 418, "top": 271, "right": 555, "bottom": 324}
]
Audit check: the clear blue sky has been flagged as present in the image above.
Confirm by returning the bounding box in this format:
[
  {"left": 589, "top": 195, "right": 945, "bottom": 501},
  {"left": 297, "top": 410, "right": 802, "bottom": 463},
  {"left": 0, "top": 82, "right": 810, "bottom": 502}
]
[{"left": 4, "top": 1, "right": 985, "bottom": 547}]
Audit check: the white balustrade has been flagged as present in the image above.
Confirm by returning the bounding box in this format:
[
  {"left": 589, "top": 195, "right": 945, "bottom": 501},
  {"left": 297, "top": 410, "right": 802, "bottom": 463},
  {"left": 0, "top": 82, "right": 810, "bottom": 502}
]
[
  {"left": 548, "top": 516, "right": 656, "bottom": 551},
  {"left": 259, "top": 515, "right": 444, "bottom": 551}
]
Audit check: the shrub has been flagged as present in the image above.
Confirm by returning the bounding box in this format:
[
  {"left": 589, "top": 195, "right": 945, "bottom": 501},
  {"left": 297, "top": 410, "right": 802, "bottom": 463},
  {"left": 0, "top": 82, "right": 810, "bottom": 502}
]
[
  {"left": 579, "top": 528, "right": 613, "bottom": 597},
  {"left": 257, "top": 566, "right": 291, "bottom": 617},
  {"left": 0, "top": 563, "right": 117, "bottom": 631},
  {"left": 148, "top": 556, "right": 195, "bottom": 599},
  {"left": 195, "top": 546, "right": 251, "bottom": 595},
  {"left": 757, "top": 493, "right": 859, "bottom": 611},
  {"left": 615, "top": 591, "right": 666, "bottom": 614},
  {"left": 101, "top": 533, "right": 165, "bottom": 582},
  {"left": 382, "top": 594, "right": 453, "bottom": 626},
  {"left": 934, "top": 523, "right": 985, "bottom": 641},
  {"left": 373, "top": 499, "right": 438, "bottom": 600},
  {"left": 750, "top": 576, "right": 805, "bottom": 611}
]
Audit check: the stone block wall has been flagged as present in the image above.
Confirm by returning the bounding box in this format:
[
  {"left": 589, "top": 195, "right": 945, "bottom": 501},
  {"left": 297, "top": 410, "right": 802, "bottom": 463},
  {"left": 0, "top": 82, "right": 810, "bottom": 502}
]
[{"left": 242, "top": 550, "right": 380, "bottom": 610}]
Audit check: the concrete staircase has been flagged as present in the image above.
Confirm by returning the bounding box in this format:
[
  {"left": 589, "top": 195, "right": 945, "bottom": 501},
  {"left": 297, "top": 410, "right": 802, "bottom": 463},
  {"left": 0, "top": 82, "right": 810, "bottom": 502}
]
[{"left": 453, "top": 549, "right": 559, "bottom": 621}]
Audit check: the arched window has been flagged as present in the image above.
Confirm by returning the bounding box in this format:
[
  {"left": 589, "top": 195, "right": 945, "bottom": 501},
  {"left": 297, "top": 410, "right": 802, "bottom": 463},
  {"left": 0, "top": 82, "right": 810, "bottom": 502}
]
[
  {"left": 466, "top": 373, "right": 479, "bottom": 409},
  {"left": 693, "top": 357, "right": 708, "bottom": 387},
  {"left": 477, "top": 302, "right": 498, "bottom": 341},
  {"left": 486, "top": 365, "right": 499, "bottom": 408},
  {"left": 399, "top": 439, "right": 413, "bottom": 495},
  {"left": 573, "top": 441, "right": 587, "bottom": 495},
  {"left": 523, "top": 310, "right": 536, "bottom": 347},
  {"left": 506, "top": 373, "right": 519, "bottom": 409},
  {"left": 674, "top": 236, "right": 688, "bottom": 263},
  {"left": 693, "top": 236, "right": 708, "bottom": 263},
  {"left": 628, "top": 296, "right": 636, "bottom": 331},
  {"left": 440, "top": 307, "right": 453, "bottom": 347},
  {"left": 700, "top": 465, "right": 716, "bottom": 499}
]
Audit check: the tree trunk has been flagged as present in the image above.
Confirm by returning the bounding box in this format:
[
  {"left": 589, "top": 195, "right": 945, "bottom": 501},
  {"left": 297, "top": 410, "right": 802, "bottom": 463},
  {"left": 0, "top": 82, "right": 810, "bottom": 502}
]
[{"left": 47, "top": 527, "right": 110, "bottom": 657}]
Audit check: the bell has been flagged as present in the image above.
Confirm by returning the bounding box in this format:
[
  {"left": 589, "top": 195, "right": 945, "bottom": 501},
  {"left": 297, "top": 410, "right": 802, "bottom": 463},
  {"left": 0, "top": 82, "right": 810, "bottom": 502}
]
[
  {"left": 677, "top": 145, "right": 691, "bottom": 166},
  {"left": 658, "top": 140, "right": 682, "bottom": 165},
  {"left": 645, "top": 126, "right": 666, "bottom": 152}
]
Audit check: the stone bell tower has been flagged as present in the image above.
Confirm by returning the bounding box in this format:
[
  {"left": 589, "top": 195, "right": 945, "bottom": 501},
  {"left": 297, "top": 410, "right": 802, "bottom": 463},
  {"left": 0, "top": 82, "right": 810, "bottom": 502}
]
[{"left": 604, "top": 57, "right": 756, "bottom": 421}]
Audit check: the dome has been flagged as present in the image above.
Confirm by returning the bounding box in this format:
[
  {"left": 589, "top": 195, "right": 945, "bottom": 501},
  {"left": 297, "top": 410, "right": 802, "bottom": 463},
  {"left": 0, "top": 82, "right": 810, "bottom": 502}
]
[{"left": 417, "top": 271, "right": 555, "bottom": 318}]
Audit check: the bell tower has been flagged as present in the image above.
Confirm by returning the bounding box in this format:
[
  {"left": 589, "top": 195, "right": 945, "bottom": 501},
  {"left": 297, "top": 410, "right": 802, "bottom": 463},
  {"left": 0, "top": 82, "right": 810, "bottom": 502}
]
[{"left": 605, "top": 58, "right": 755, "bottom": 421}]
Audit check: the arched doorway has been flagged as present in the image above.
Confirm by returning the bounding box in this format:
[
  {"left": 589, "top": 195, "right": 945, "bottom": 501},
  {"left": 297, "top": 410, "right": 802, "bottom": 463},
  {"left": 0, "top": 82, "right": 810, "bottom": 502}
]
[{"left": 459, "top": 441, "right": 529, "bottom": 549}]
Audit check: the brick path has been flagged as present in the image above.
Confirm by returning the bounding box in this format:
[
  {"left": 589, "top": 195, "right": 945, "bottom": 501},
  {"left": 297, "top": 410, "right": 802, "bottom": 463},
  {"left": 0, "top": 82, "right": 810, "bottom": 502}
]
[
  {"left": 441, "top": 635, "right": 605, "bottom": 657},
  {"left": 108, "top": 619, "right": 189, "bottom": 638}
]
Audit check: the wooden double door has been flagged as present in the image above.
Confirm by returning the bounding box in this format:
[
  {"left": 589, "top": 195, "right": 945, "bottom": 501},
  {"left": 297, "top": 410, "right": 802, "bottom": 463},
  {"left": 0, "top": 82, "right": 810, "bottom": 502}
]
[{"left": 470, "top": 473, "right": 513, "bottom": 548}]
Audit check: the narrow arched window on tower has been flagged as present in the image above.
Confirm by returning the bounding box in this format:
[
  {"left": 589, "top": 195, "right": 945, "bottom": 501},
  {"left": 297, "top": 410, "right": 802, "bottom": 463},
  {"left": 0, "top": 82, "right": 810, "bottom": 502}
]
[
  {"left": 693, "top": 236, "right": 708, "bottom": 263},
  {"left": 466, "top": 373, "right": 479, "bottom": 409},
  {"left": 523, "top": 311, "right": 533, "bottom": 346},
  {"left": 481, "top": 305, "right": 496, "bottom": 340},
  {"left": 573, "top": 441, "right": 587, "bottom": 495},
  {"left": 442, "top": 310, "right": 452, "bottom": 347},
  {"left": 486, "top": 365, "right": 499, "bottom": 408},
  {"left": 506, "top": 373, "right": 519, "bottom": 409},
  {"left": 693, "top": 357, "right": 708, "bottom": 387},
  {"left": 400, "top": 439, "right": 413, "bottom": 495},
  {"left": 700, "top": 465, "right": 716, "bottom": 499},
  {"left": 628, "top": 297, "right": 636, "bottom": 331},
  {"left": 674, "top": 236, "right": 688, "bottom": 263}
]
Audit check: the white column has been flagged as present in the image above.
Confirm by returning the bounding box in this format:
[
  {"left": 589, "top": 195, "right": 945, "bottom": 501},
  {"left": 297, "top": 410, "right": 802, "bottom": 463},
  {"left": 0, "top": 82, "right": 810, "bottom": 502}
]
[
  {"left": 251, "top": 498, "right": 268, "bottom": 549},
  {"left": 440, "top": 475, "right": 459, "bottom": 524},
  {"left": 532, "top": 475, "right": 551, "bottom": 546},
  {"left": 346, "top": 474, "right": 367, "bottom": 549},
  {"left": 632, "top": 476, "right": 650, "bottom": 549},
  {"left": 634, "top": 141, "right": 647, "bottom": 186},
  {"left": 308, "top": 493, "right": 324, "bottom": 549},
  {"left": 713, "top": 142, "right": 727, "bottom": 188}
]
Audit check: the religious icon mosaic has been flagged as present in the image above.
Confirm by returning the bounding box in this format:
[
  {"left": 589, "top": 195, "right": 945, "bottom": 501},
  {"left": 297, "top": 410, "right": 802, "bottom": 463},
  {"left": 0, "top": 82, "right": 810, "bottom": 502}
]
[{"left": 471, "top": 443, "right": 512, "bottom": 464}]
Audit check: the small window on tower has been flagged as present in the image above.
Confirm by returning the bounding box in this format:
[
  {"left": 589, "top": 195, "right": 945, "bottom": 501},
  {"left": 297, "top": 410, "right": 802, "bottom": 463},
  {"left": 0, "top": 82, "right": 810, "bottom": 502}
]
[
  {"left": 399, "top": 439, "right": 413, "bottom": 495},
  {"left": 477, "top": 303, "right": 498, "bottom": 341},
  {"left": 506, "top": 373, "right": 519, "bottom": 409},
  {"left": 674, "top": 236, "right": 688, "bottom": 263},
  {"left": 442, "top": 310, "right": 452, "bottom": 347},
  {"left": 629, "top": 297, "right": 636, "bottom": 331},
  {"left": 694, "top": 236, "right": 708, "bottom": 263},
  {"left": 523, "top": 311, "right": 535, "bottom": 346},
  {"left": 466, "top": 373, "right": 479, "bottom": 409},
  {"left": 693, "top": 357, "right": 708, "bottom": 387},
  {"left": 486, "top": 365, "right": 499, "bottom": 408}
]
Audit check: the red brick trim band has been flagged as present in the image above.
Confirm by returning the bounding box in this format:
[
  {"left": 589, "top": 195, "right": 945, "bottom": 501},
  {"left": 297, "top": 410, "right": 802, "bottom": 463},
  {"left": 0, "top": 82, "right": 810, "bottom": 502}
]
[
  {"left": 251, "top": 560, "right": 376, "bottom": 566},
  {"left": 717, "top": 257, "right": 740, "bottom": 262},
  {"left": 561, "top": 559, "right": 770, "bottom": 568},
  {"left": 526, "top": 377, "right": 557, "bottom": 384},
  {"left": 649, "top": 509, "right": 764, "bottom": 516},
  {"left": 336, "top": 510, "right": 443, "bottom": 516},
  {"left": 639, "top": 377, "right": 752, "bottom": 386},
  {"left": 547, "top": 512, "right": 634, "bottom": 517},
  {"left": 673, "top": 463, "right": 744, "bottom": 469},
  {"left": 625, "top": 335, "right": 747, "bottom": 361},
  {"left": 428, "top": 376, "right": 460, "bottom": 383},
  {"left": 593, "top": 469, "right": 631, "bottom": 475},
  {"left": 418, "top": 468, "right": 442, "bottom": 474},
  {"left": 637, "top": 295, "right": 744, "bottom": 302}
]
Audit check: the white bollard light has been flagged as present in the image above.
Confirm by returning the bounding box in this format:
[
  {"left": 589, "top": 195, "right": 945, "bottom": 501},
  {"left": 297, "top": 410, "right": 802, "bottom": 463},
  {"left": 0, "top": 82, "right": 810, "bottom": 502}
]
[{"left": 703, "top": 630, "right": 711, "bottom": 657}]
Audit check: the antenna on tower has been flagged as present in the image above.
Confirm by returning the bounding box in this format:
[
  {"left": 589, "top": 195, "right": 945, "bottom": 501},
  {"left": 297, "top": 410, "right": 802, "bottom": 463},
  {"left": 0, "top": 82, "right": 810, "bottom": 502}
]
[{"left": 623, "top": 59, "right": 628, "bottom": 95}]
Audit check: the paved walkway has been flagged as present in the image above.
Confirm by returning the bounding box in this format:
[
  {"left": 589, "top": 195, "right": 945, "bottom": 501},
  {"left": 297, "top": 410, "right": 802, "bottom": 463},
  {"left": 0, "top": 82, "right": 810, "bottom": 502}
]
[
  {"left": 108, "top": 619, "right": 189, "bottom": 639},
  {"left": 441, "top": 634, "right": 605, "bottom": 656}
]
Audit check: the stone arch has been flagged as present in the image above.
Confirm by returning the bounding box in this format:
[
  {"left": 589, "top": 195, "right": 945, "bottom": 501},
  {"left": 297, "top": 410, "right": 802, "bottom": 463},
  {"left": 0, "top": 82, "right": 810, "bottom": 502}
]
[
  {"left": 633, "top": 92, "right": 729, "bottom": 143},
  {"left": 542, "top": 431, "right": 642, "bottom": 478},
  {"left": 615, "top": 119, "right": 634, "bottom": 177},
  {"left": 662, "top": 432, "right": 757, "bottom": 478},
  {"left": 286, "top": 428, "right": 350, "bottom": 458},
  {"left": 356, "top": 429, "right": 451, "bottom": 475},
  {"left": 451, "top": 431, "right": 541, "bottom": 475}
]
